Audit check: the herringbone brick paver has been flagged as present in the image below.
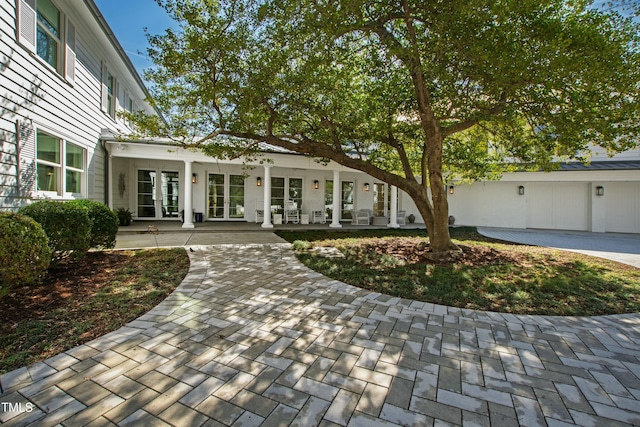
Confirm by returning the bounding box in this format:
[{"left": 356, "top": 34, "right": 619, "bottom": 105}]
[{"left": 2, "top": 242, "right": 639, "bottom": 426}]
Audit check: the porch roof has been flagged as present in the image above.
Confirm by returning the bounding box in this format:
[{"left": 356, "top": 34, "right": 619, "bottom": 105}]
[{"left": 102, "top": 134, "right": 360, "bottom": 173}]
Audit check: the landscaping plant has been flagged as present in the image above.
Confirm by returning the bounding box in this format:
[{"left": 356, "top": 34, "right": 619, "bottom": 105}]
[{"left": 0, "top": 212, "right": 51, "bottom": 294}]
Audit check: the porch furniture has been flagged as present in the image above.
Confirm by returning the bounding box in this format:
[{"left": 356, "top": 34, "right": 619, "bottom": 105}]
[
  {"left": 285, "top": 208, "right": 300, "bottom": 224},
  {"left": 300, "top": 214, "right": 309, "bottom": 224},
  {"left": 351, "top": 209, "right": 371, "bottom": 225},
  {"left": 372, "top": 216, "right": 388, "bottom": 226},
  {"left": 273, "top": 214, "right": 283, "bottom": 224},
  {"left": 397, "top": 210, "right": 406, "bottom": 225},
  {"left": 311, "top": 210, "right": 325, "bottom": 224},
  {"left": 256, "top": 200, "right": 264, "bottom": 223}
]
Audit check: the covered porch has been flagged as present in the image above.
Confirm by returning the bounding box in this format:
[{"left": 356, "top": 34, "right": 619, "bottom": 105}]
[{"left": 104, "top": 137, "right": 421, "bottom": 230}]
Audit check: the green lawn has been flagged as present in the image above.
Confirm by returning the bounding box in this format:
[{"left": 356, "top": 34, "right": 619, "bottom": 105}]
[{"left": 276, "top": 228, "right": 640, "bottom": 316}]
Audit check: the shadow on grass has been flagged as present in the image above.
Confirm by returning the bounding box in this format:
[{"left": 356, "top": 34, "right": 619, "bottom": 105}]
[{"left": 282, "top": 228, "right": 640, "bottom": 316}]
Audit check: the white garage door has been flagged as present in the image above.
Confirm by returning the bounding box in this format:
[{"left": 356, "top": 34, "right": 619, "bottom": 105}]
[
  {"left": 527, "top": 183, "right": 589, "bottom": 231},
  {"left": 606, "top": 182, "right": 640, "bottom": 233}
]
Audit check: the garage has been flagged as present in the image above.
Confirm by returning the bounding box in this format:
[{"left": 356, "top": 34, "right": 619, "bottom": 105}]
[
  {"left": 606, "top": 182, "right": 640, "bottom": 233},
  {"left": 526, "top": 182, "right": 589, "bottom": 231}
]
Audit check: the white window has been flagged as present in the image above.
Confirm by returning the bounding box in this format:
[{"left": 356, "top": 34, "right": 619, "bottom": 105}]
[
  {"left": 101, "top": 62, "right": 118, "bottom": 119},
  {"left": 36, "top": 130, "right": 85, "bottom": 195},
  {"left": 17, "top": 0, "right": 75, "bottom": 82}
]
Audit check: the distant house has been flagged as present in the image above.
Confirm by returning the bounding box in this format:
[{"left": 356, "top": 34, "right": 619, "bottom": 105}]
[{"left": 2, "top": 0, "right": 639, "bottom": 234}]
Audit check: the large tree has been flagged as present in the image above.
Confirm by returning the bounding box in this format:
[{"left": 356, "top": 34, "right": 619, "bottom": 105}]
[{"left": 133, "top": 0, "right": 640, "bottom": 254}]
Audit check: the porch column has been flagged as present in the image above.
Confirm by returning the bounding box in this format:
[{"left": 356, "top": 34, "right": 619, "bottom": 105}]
[
  {"left": 107, "top": 154, "right": 113, "bottom": 208},
  {"left": 330, "top": 170, "right": 342, "bottom": 228},
  {"left": 388, "top": 185, "right": 399, "bottom": 228},
  {"left": 262, "top": 165, "right": 273, "bottom": 228},
  {"left": 182, "top": 160, "right": 195, "bottom": 229}
]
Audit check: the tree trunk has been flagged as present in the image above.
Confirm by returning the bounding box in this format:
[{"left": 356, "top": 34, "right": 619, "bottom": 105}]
[{"left": 425, "top": 132, "right": 455, "bottom": 253}]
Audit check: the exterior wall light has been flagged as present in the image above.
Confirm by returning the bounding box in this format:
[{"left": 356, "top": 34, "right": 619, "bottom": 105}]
[
  {"left": 192, "top": 173, "right": 198, "bottom": 184},
  {"left": 448, "top": 185, "right": 454, "bottom": 195},
  {"left": 596, "top": 186, "right": 604, "bottom": 196},
  {"left": 518, "top": 185, "right": 525, "bottom": 195},
  {"left": 256, "top": 177, "right": 262, "bottom": 187},
  {"left": 363, "top": 183, "right": 370, "bottom": 191},
  {"left": 313, "top": 180, "right": 319, "bottom": 190}
]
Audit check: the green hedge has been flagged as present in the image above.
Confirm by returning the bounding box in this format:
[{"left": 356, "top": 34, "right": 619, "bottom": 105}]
[
  {"left": 0, "top": 212, "right": 51, "bottom": 293},
  {"left": 68, "top": 200, "right": 118, "bottom": 249},
  {"left": 19, "top": 201, "right": 91, "bottom": 263}
]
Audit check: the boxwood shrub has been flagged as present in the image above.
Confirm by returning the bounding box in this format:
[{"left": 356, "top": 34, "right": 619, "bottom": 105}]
[
  {"left": 0, "top": 212, "right": 51, "bottom": 293},
  {"left": 68, "top": 199, "right": 118, "bottom": 249},
  {"left": 19, "top": 200, "right": 91, "bottom": 263}
]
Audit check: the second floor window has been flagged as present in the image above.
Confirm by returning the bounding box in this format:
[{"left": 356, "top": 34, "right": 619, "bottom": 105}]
[
  {"left": 107, "top": 72, "right": 115, "bottom": 117},
  {"left": 17, "top": 0, "right": 76, "bottom": 81},
  {"left": 36, "top": 0, "right": 60, "bottom": 70}
]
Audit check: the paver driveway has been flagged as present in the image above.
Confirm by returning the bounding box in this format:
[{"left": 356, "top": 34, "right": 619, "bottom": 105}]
[{"left": 1, "top": 243, "right": 640, "bottom": 426}]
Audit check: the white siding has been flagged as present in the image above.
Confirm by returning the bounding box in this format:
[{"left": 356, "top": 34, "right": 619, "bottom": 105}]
[{"left": 0, "top": 0, "right": 152, "bottom": 209}]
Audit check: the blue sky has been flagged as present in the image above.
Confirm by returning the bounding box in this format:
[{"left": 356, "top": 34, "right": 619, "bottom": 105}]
[{"left": 94, "top": 0, "right": 176, "bottom": 76}]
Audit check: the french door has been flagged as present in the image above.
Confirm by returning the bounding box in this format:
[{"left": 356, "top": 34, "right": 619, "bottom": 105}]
[
  {"left": 137, "top": 170, "right": 180, "bottom": 219},
  {"left": 208, "top": 173, "right": 246, "bottom": 220}
]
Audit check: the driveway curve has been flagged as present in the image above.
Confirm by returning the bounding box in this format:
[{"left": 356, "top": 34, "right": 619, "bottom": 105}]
[{"left": 1, "top": 243, "right": 640, "bottom": 426}]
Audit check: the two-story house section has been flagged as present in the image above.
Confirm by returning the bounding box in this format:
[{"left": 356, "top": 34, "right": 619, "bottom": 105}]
[{"left": 0, "top": 0, "right": 157, "bottom": 210}]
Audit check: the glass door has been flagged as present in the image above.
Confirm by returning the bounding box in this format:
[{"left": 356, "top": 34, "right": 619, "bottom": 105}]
[
  {"left": 341, "top": 181, "right": 354, "bottom": 220},
  {"left": 137, "top": 169, "right": 180, "bottom": 219},
  {"left": 161, "top": 172, "right": 180, "bottom": 218},
  {"left": 208, "top": 173, "right": 246, "bottom": 220},
  {"left": 137, "top": 170, "right": 156, "bottom": 218},
  {"left": 208, "top": 174, "right": 225, "bottom": 219},
  {"left": 374, "top": 183, "right": 386, "bottom": 216},
  {"left": 325, "top": 180, "right": 333, "bottom": 221},
  {"left": 228, "top": 175, "right": 245, "bottom": 219}
]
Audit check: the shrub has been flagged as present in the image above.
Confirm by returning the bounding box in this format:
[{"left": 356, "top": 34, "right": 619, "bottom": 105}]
[
  {"left": 19, "top": 201, "right": 91, "bottom": 263},
  {"left": 0, "top": 212, "right": 51, "bottom": 293},
  {"left": 68, "top": 200, "right": 118, "bottom": 249}
]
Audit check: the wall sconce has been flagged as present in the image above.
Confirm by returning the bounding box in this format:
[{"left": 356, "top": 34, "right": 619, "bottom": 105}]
[
  {"left": 363, "top": 183, "right": 370, "bottom": 192},
  {"left": 448, "top": 185, "right": 454, "bottom": 195},
  {"left": 256, "top": 177, "right": 262, "bottom": 187},
  {"left": 192, "top": 173, "right": 198, "bottom": 184},
  {"left": 596, "top": 186, "right": 604, "bottom": 196},
  {"left": 313, "top": 180, "right": 319, "bottom": 190},
  {"left": 518, "top": 185, "right": 525, "bottom": 195}
]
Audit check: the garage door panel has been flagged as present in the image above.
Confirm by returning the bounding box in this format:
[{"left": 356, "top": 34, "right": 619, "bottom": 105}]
[
  {"left": 606, "top": 182, "right": 640, "bottom": 233},
  {"left": 527, "top": 183, "right": 588, "bottom": 231}
]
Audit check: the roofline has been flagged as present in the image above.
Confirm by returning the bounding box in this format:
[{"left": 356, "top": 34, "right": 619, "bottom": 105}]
[{"left": 83, "top": 0, "right": 166, "bottom": 122}]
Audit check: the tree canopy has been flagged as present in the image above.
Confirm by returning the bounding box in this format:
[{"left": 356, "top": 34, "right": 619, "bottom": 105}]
[{"left": 133, "top": 0, "right": 640, "bottom": 252}]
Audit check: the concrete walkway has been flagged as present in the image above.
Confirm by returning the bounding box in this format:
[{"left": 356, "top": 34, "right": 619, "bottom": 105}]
[
  {"left": 1, "top": 231, "right": 640, "bottom": 426},
  {"left": 478, "top": 227, "right": 640, "bottom": 269}
]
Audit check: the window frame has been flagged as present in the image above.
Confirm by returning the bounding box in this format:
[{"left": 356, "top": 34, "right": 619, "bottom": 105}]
[
  {"left": 17, "top": 0, "right": 75, "bottom": 81},
  {"left": 35, "top": 0, "right": 61, "bottom": 71},
  {"left": 35, "top": 128, "right": 86, "bottom": 197}
]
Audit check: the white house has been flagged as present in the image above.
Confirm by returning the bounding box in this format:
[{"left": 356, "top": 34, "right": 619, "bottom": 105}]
[
  {"left": 102, "top": 135, "right": 415, "bottom": 229},
  {"left": 2, "top": 0, "right": 639, "bottom": 234},
  {"left": 447, "top": 146, "right": 640, "bottom": 234},
  {"left": 0, "top": 0, "right": 155, "bottom": 209}
]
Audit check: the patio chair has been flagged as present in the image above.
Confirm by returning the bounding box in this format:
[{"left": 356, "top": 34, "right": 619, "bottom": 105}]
[
  {"left": 351, "top": 209, "right": 370, "bottom": 225},
  {"left": 285, "top": 208, "right": 300, "bottom": 224},
  {"left": 311, "top": 210, "right": 325, "bottom": 224},
  {"left": 397, "top": 210, "right": 406, "bottom": 225},
  {"left": 255, "top": 200, "right": 264, "bottom": 223}
]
